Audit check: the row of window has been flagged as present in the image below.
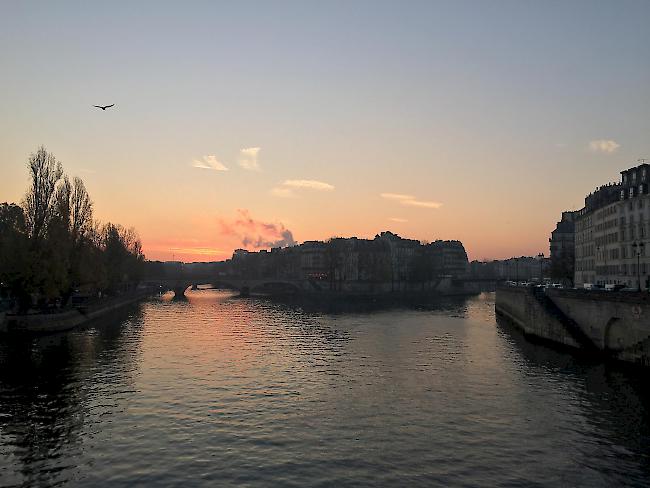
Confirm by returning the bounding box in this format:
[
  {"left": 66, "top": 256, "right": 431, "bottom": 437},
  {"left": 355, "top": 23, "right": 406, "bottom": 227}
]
[
  {"left": 576, "top": 195, "right": 649, "bottom": 231},
  {"left": 622, "top": 198, "right": 647, "bottom": 212},
  {"left": 594, "top": 232, "right": 619, "bottom": 247},
  {"left": 595, "top": 219, "right": 618, "bottom": 232},
  {"left": 619, "top": 212, "right": 650, "bottom": 225},
  {"left": 595, "top": 263, "right": 649, "bottom": 276},
  {"left": 596, "top": 248, "right": 620, "bottom": 260},
  {"left": 580, "top": 244, "right": 646, "bottom": 261},
  {"left": 576, "top": 259, "right": 595, "bottom": 272},
  {"left": 596, "top": 205, "right": 618, "bottom": 221},
  {"left": 622, "top": 167, "right": 648, "bottom": 184},
  {"left": 622, "top": 226, "right": 647, "bottom": 241},
  {"left": 620, "top": 185, "right": 647, "bottom": 200},
  {"left": 578, "top": 261, "right": 649, "bottom": 275},
  {"left": 577, "top": 244, "right": 596, "bottom": 259}
]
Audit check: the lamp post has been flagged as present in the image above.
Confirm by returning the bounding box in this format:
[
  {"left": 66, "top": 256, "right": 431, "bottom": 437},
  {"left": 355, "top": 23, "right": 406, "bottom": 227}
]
[
  {"left": 537, "top": 253, "right": 544, "bottom": 283},
  {"left": 632, "top": 242, "right": 645, "bottom": 291}
]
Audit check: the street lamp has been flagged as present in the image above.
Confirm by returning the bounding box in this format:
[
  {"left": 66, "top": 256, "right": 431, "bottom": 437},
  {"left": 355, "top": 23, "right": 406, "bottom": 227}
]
[
  {"left": 632, "top": 242, "right": 645, "bottom": 291},
  {"left": 596, "top": 245, "right": 600, "bottom": 285},
  {"left": 537, "top": 253, "right": 544, "bottom": 283}
]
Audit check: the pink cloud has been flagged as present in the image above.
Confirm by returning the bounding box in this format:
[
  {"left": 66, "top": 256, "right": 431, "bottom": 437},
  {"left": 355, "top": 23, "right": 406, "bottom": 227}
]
[{"left": 217, "top": 209, "right": 296, "bottom": 250}]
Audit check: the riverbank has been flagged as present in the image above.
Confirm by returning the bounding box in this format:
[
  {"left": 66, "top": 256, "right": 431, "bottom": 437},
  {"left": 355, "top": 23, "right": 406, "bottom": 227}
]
[
  {"left": 495, "top": 286, "right": 650, "bottom": 366},
  {"left": 1, "top": 289, "right": 154, "bottom": 334}
]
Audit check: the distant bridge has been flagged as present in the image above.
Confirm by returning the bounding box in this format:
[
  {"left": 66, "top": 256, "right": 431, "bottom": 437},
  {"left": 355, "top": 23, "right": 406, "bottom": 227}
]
[{"left": 147, "top": 278, "right": 318, "bottom": 298}]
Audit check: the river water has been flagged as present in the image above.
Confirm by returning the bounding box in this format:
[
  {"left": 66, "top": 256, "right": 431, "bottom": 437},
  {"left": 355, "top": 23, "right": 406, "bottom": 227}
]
[{"left": 1, "top": 291, "right": 649, "bottom": 487}]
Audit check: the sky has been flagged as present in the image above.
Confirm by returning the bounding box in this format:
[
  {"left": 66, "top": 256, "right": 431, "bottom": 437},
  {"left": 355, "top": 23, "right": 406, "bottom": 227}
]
[{"left": 1, "top": 1, "right": 649, "bottom": 262}]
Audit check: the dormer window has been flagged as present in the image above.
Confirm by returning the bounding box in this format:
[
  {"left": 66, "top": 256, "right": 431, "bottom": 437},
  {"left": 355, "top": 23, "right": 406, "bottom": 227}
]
[
  {"left": 633, "top": 172, "right": 637, "bottom": 181},
  {"left": 643, "top": 168, "right": 647, "bottom": 180},
  {"left": 623, "top": 174, "right": 627, "bottom": 183}
]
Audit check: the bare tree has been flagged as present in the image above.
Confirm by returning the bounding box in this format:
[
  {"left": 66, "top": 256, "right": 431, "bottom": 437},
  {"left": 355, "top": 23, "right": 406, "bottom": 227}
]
[
  {"left": 70, "top": 177, "right": 93, "bottom": 244},
  {"left": 22, "top": 146, "right": 63, "bottom": 244},
  {"left": 54, "top": 175, "right": 72, "bottom": 229}
]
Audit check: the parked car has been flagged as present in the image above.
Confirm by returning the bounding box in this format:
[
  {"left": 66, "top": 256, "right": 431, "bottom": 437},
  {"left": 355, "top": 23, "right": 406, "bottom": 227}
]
[{"left": 604, "top": 284, "right": 625, "bottom": 291}]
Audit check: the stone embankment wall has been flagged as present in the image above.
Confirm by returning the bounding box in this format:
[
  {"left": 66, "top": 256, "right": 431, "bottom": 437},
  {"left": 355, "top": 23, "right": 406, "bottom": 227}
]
[
  {"left": 547, "top": 289, "right": 650, "bottom": 363},
  {"left": 494, "top": 287, "right": 581, "bottom": 349},
  {"left": 496, "top": 286, "right": 650, "bottom": 365}
]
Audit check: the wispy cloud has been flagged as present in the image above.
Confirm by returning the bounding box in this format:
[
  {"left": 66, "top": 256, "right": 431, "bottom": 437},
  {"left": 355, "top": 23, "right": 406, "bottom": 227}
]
[
  {"left": 389, "top": 217, "right": 408, "bottom": 222},
  {"left": 192, "top": 155, "right": 229, "bottom": 171},
  {"left": 381, "top": 192, "right": 442, "bottom": 209},
  {"left": 589, "top": 139, "right": 620, "bottom": 153},
  {"left": 270, "top": 187, "right": 296, "bottom": 198},
  {"left": 239, "top": 147, "right": 261, "bottom": 171},
  {"left": 401, "top": 199, "right": 443, "bottom": 209},
  {"left": 283, "top": 179, "right": 335, "bottom": 191},
  {"left": 218, "top": 209, "right": 296, "bottom": 249},
  {"left": 380, "top": 193, "right": 414, "bottom": 201}
]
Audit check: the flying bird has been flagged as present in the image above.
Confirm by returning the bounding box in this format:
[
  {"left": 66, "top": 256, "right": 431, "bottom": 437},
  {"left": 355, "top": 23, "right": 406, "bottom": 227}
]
[{"left": 93, "top": 104, "right": 115, "bottom": 110}]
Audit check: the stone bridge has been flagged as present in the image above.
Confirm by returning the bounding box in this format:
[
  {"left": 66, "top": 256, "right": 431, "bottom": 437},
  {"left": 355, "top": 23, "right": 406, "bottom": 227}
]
[{"left": 149, "top": 278, "right": 318, "bottom": 298}]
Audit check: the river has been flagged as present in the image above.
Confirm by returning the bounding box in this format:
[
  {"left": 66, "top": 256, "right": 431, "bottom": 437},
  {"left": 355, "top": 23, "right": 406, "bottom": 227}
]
[{"left": 1, "top": 291, "right": 649, "bottom": 487}]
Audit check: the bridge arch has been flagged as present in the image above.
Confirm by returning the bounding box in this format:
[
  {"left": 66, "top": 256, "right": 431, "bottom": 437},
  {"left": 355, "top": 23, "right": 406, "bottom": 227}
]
[{"left": 603, "top": 317, "right": 622, "bottom": 351}]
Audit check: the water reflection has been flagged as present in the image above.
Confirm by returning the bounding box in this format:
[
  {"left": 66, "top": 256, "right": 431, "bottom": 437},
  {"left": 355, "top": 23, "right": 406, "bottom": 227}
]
[
  {"left": 496, "top": 316, "right": 650, "bottom": 484},
  {"left": 1, "top": 293, "right": 650, "bottom": 487},
  {"left": 0, "top": 305, "right": 145, "bottom": 487}
]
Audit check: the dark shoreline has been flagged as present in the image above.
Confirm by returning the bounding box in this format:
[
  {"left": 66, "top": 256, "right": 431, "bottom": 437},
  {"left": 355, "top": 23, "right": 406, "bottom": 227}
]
[{"left": 1, "top": 290, "right": 154, "bottom": 335}]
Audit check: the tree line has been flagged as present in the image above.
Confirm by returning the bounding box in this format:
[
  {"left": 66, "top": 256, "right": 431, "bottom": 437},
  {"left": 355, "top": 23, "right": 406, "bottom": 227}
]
[{"left": 0, "top": 146, "right": 144, "bottom": 311}]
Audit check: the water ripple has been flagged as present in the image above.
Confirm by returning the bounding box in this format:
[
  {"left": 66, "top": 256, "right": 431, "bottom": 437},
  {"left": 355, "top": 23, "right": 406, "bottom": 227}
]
[{"left": 0, "top": 291, "right": 649, "bottom": 486}]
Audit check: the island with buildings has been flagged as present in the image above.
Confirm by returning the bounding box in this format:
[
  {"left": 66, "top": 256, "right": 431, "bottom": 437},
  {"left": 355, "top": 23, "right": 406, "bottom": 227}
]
[{"left": 150, "top": 232, "right": 478, "bottom": 299}]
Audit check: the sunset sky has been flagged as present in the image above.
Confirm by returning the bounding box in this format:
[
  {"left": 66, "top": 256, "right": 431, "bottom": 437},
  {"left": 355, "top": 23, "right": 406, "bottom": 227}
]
[{"left": 1, "top": 1, "right": 649, "bottom": 262}]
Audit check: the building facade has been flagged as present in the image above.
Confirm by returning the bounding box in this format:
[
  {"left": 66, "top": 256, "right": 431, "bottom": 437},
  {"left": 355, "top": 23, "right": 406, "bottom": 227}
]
[
  {"left": 225, "top": 232, "right": 470, "bottom": 287},
  {"left": 574, "top": 161, "right": 650, "bottom": 289},
  {"left": 549, "top": 211, "right": 577, "bottom": 261}
]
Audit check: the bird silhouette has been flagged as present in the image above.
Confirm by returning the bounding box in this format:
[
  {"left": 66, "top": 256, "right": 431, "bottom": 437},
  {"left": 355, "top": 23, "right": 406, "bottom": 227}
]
[{"left": 93, "top": 104, "right": 115, "bottom": 110}]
